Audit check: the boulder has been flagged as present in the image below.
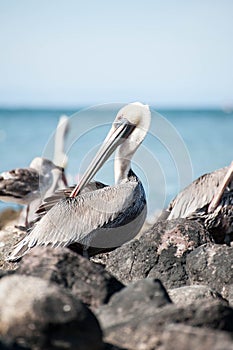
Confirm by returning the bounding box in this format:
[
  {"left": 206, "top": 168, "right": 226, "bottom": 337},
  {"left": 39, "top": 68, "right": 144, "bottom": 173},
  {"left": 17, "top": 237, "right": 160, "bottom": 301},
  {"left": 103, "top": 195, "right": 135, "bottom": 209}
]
[
  {"left": 158, "top": 324, "right": 233, "bottom": 350},
  {"left": 168, "top": 284, "right": 227, "bottom": 305},
  {"left": 96, "top": 279, "right": 172, "bottom": 328},
  {"left": 93, "top": 219, "right": 210, "bottom": 288},
  {"left": 16, "top": 246, "right": 124, "bottom": 309},
  {"left": 186, "top": 243, "right": 233, "bottom": 300},
  {"left": 98, "top": 298, "right": 233, "bottom": 350},
  {"left": 0, "top": 275, "right": 103, "bottom": 350},
  {"left": 96, "top": 278, "right": 233, "bottom": 349}
]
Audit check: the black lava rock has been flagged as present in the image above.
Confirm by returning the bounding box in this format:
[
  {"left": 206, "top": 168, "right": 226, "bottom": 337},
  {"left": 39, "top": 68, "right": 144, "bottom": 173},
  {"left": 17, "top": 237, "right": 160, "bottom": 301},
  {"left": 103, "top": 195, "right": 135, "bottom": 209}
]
[
  {"left": 16, "top": 246, "right": 124, "bottom": 309},
  {"left": 168, "top": 284, "right": 227, "bottom": 305},
  {"left": 96, "top": 279, "right": 172, "bottom": 328},
  {"left": 98, "top": 298, "right": 233, "bottom": 350},
  {"left": 157, "top": 324, "right": 233, "bottom": 350},
  {"left": 93, "top": 219, "right": 211, "bottom": 288},
  {"left": 0, "top": 275, "right": 104, "bottom": 350},
  {"left": 186, "top": 243, "right": 233, "bottom": 301}
]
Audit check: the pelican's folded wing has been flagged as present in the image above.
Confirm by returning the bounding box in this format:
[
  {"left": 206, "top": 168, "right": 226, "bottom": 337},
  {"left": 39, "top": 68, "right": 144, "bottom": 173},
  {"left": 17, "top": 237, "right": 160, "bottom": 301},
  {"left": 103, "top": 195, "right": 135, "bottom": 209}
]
[{"left": 7, "top": 179, "right": 146, "bottom": 261}]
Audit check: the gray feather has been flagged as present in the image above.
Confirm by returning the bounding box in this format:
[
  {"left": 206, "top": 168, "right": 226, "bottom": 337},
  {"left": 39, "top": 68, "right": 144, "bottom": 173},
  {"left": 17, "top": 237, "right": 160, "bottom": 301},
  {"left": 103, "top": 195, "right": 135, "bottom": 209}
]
[{"left": 8, "top": 174, "right": 146, "bottom": 260}]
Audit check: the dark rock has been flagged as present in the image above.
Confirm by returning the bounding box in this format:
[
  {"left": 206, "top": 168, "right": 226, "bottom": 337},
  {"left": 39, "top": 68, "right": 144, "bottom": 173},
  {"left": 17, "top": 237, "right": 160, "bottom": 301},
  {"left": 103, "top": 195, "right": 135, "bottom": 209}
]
[
  {"left": 93, "top": 219, "right": 210, "bottom": 288},
  {"left": 228, "top": 284, "right": 233, "bottom": 307},
  {"left": 96, "top": 279, "right": 172, "bottom": 328},
  {"left": 92, "top": 238, "right": 159, "bottom": 285},
  {"left": 186, "top": 243, "right": 233, "bottom": 300},
  {"left": 0, "top": 340, "right": 30, "bottom": 350},
  {"left": 104, "top": 344, "right": 126, "bottom": 350},
  {"left": 158, "top": 324, "right": 233, "bottom": 350},
  {"left": 168, "top": 284, "right": 227, "bottom": 305},
  {"left": 96, "top": 275, "right": 233, "bottom": 349},
  {"left": 99, "top": 299, "right": 233, "bottom": 350},
  {"left": 16, "top": 246, "right": 124, "bottom": 309},
  {"left": 0, "top": 269, "right": 14, "bottom": 279},
  {"left": 0, "top": 224, "right": 25, "bottom": 271},
  {"left": 151, "top": 218, "right": 211, "bottom": 255},
  {"left": 147, "top": 246, "right": 188, "bottom": 288},
  {"left": 0, "top": 275, "right": 103, "bottom": 350}
]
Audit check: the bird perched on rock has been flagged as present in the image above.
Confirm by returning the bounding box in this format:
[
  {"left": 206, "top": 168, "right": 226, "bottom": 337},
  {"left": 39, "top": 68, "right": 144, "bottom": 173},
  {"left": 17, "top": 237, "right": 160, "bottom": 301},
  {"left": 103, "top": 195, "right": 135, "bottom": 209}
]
[
  {"left": 165, "top": 161, "right": 233, "bottom": 243},
  {"left": 0, "top": 157, "right": 67, "bottom": 227},
  {"left": 7, "top": 102, "right": 151, "bottom": 261},
  {"left": 0, "top": 115, "right": 70, "bottom": 227}
]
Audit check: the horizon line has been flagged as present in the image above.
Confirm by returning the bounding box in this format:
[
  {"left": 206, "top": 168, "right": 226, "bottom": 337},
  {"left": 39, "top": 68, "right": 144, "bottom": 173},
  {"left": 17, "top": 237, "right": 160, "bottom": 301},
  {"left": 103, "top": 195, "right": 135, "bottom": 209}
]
[{"left": 0, "top": 103, "right": 232, "bottom": 113}]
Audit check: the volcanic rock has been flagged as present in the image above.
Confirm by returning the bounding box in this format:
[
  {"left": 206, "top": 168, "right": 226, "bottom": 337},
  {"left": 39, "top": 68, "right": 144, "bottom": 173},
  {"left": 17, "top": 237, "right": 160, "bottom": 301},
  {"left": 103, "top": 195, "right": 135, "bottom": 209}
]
[
  {"left": 0, "top": 275, "right": 103, "bottom": 350},
  {"left": 168, "top": 284, "right": 226, "bottom": 305},
  {"left": 93, "top": 219, "right": 211, "bottom": 288},
  {"left": 186, "top": 243, "right": 233, "bottom": 301},
  {"left": 16, "top": 246, "right": 124, "bottom": 309}
]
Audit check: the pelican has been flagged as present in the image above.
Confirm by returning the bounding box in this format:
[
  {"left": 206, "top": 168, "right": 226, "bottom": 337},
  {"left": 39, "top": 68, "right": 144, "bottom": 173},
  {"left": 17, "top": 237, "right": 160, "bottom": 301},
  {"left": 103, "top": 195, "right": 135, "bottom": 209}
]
[
  {"left": 165, "top": 161, "right": 233, "bottom": 243},
  {"left": 42, "top": 115, "right": 70, "bottom": 198},
  {"left": 7, "top": 102, "right": 151, "bottom": 261},
  {"left": 0, "top": 157, "right": 67, "bottom": 227},
  {"left": 0, "top": 115, "right": 69, "bottom": 227},
  {"left": 53, "top": 115, "right": 69, "bottom": 170}
]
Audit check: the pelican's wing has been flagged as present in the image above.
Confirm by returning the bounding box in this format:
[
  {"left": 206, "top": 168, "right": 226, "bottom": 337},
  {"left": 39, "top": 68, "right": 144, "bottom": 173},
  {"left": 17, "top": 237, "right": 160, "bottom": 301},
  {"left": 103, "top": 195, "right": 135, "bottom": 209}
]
[
  {"left": 8, "top": 179, "right": 145, "bottom": 261},
  {"left": 36, "top": 181, "right": 106, "bottom": 217},
  {"left": 167, "top": 167, "right": 228, "bottom": 219},
  {"left": 0, "top": 168, "right": 39, "bottom": 199}
]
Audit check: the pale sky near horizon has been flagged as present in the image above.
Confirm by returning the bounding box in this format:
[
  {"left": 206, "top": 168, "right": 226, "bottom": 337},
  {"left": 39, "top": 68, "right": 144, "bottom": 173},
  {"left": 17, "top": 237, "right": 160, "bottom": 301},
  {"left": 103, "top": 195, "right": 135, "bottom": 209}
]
[{"left": 0, "top": 0, "right": 233, "bottom": 108}]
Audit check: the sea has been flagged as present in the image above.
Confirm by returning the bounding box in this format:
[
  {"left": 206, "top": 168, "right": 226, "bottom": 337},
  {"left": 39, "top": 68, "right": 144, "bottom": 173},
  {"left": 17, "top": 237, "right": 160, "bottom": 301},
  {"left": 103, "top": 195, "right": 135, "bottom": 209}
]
[{"left": 0, "top": 105, "right": 232, "bottom": 218}]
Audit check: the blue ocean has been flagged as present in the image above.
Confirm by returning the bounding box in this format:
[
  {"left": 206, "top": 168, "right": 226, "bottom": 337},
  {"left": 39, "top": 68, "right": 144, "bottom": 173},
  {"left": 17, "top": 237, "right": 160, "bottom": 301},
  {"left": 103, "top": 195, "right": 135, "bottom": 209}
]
[{"left": 0, "top": 105, "right": 232, "bottom": 217}]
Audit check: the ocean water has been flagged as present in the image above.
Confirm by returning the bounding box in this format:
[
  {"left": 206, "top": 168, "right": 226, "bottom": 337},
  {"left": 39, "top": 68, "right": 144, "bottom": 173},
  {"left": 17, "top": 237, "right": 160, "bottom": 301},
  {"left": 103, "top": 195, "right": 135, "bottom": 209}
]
[{"left": 0, "top": 105, "right": 232, "bottom": 217}]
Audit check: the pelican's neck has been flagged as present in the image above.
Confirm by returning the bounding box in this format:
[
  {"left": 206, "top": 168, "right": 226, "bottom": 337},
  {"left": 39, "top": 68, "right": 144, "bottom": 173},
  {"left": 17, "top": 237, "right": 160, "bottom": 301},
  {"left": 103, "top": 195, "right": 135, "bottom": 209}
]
[
  {"left": 114, "top": 119, "right": 148, "bottom": 184},
  {"left": 114, "top": 139, "right": 137, "bottom": 184},
  {"left": 44, "top": 169, "right": 60, "bottom": 198},
  {"left": 53, "top": 116, "right": 69, "bottom": 168},
  {"left": 114, "top": 152, "right": 131, "bottom": 185}
]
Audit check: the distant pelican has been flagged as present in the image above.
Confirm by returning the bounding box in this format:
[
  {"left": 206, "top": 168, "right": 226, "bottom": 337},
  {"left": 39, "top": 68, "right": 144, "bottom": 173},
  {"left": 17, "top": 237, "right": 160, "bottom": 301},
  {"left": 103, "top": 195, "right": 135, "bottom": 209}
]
[
  {"left": 165, "top": 161, "right": 233, "bottom": 243},
  {"left": 8, "top": 102, "right": 151, "bottom": 260},
  {"left": 0, "top": 115, "right": 69, "bottom": 227},
  {"left": 0, "top": 157, "right": 66, "bottom": 227},
  {"left": 43, "top": 115, "right": 70, "bottom": 198},
  {"left": 53, "top": 115, "right": 69, "bottom": 170}
]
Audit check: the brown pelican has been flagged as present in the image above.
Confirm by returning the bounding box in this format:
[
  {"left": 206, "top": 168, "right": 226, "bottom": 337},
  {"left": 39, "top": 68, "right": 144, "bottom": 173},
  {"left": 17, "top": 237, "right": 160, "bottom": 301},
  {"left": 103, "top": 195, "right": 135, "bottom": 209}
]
[
  {"left": 0, "top": 157, "right": 67, "bottom": 227},
  {"left": 8, "top": 102, "right": 151, "bottom": 261},
  {"left": 165, "top": 161, "right": 233, "bottom": 243}
]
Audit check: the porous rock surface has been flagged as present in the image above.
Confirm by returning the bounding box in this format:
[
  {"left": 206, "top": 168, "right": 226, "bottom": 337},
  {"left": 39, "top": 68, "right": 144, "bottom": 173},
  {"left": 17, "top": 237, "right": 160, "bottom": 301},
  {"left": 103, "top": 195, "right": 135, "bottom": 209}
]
[
  {"left": 0, "top": 275, "right": 103, "bottom": 350},
  {"left": 0, "top": 214, "right": 232, "bottom": 349},
  {"left": 16, "top": 246, "right": 124, "bottom": 309}
]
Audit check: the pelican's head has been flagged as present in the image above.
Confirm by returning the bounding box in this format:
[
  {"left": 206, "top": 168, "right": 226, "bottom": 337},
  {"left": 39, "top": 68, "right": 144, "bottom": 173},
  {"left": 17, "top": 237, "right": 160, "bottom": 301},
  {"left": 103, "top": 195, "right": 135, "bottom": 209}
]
[
  {"left": 30, "top": 157, "right": 64, "bottom": 174},
  {"left": 115, "top": 102, "right": 151, "bottom": 130},
  {"left": 111, "top": 102, "right": 151, "bottom": 182},
  {"left": 30, "top": 157, "right": 50, "bottom": 171},
  {"left": 114, "top": 102, "right": 151, "bottom": 149},
  {"left": 30, "top": 157, "right": 68, "bottom": 187},
  {"left": 70, "top": 102, "right": 151, "bottom": 197}
]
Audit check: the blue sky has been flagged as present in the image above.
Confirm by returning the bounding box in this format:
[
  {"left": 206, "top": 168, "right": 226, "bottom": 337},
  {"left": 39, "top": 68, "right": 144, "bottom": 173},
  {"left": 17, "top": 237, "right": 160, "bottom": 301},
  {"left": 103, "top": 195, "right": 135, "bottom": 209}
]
[{"left": 0, "top": 0, "right": 233, "bottom": 108}]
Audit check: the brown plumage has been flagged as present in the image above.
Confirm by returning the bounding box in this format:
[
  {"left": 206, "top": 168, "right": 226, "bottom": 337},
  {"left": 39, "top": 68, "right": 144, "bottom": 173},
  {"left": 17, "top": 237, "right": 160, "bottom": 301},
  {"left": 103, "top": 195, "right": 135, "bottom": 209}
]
[{"left": 0, "top": 158, "right": 66, "bottom": 226}]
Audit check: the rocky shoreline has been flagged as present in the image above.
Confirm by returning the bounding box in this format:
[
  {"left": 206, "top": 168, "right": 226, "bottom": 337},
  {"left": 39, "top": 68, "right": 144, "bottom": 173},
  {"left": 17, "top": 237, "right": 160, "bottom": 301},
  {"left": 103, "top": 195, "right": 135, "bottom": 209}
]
[{"left": 0, "top": 209, "right": 232, "bottom": 349}]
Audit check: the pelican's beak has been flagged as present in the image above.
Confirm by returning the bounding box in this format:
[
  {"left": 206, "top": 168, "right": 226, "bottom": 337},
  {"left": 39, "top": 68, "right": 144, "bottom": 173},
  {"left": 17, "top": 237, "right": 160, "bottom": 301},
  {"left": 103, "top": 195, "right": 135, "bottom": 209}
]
[{"left": 70, "top": 119, "right": 136, "bottom": 197}]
